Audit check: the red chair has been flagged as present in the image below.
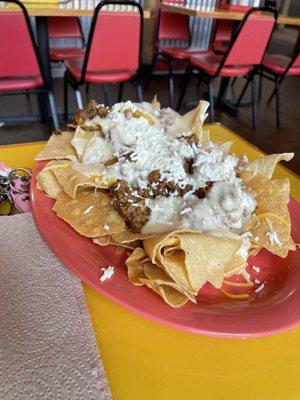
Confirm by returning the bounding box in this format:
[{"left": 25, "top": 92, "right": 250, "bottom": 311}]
[
  {"left": 146, "top": 0, "right": 205, "bottom": 108},
  {"left": 211, "top": 20, "right": 234, "bottom": 55},
  {"left": 64, "top": 0, "right": 143, "bottom": 115},
  {"left": 251, "top": 51, "right": 300, "bottom": 130},
  {"left": 48, "top": 17, "right": 85, "bottom": 62},
  {"left": 0, "top": 0, "right": 58, "bottom": 129},
  {"left": 177, "top": 5, "right": 277, "bottom": 130}
]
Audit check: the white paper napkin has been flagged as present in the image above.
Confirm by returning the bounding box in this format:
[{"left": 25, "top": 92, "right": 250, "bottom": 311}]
[{"left": 0, "top": 213, "right": 111, "bottom": 400}]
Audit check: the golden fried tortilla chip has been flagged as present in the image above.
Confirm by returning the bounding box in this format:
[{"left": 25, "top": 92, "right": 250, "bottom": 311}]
[
  {"left": 139, "top": 278, "right": 190, "bottom": 308},
  {"left": 53, "top": 190, "right": 126, "bottom": 238},
  {"left": 144, "top": 230, "right": 241, "bottom": 293},
  {"left": 125, "top": 247, "right": 149, "bottom": 285},
  {"left": 71, "top": 126, "right": 95, "bottom": 161},
  {"left": 165, "top": 100, "right": 209, "bottom": 142},
  {"left": 243, "top": 153, "right": 294, "bottom": 180},
  {"left": 219, "top": 141, "right": 234, "bottom": 154},
  {"left": 52, "top": 164, "right": 110, "bottom": 198},
  {"left": 36, "top": 160, "right": 63, "bottom": 199},
  {"left": 111, "top": 229, "right": 157, "bottom": 244},
  {"left": 81, "top": 136, "right": 113, "bottom": 164},
  {"left": 126, "top": 247, "right": 196, "bottom": 306},
  {"left": 35, "top": 131, "right": 78, "bottom": 162},
  {"left": 150, "top": 95, "right": 161, "bottom": 110},
  {"left": 245, "top": 175, "right": 296, "bottom": 257}
]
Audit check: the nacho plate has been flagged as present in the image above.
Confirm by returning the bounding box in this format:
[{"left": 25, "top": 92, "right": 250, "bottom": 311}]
[{"left": 31, "top": 161, "right": 300, "bottom": 338}]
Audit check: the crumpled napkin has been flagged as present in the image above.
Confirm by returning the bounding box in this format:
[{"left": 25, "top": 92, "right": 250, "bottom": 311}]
[{"left": 0, "top": 213, "right": 111, "bottom": 400}]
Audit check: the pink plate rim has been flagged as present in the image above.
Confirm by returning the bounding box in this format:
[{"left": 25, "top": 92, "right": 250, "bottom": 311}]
[{"left": 30, "top": 162, "right": 300, "bottom": 339}]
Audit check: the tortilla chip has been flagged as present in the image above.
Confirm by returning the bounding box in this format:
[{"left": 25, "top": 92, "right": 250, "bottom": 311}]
[
  {"left": 144, "top": 230, "right": 241, "bottom": 293},
  {"left": 243, "top": 153, "right": 294, "bottom": 180},
  {"left": 245, "top": 175, "right": 296, "bottom": 257},
  {"left": 139, "top": 278, "right": 190, "bottom": 308},
  {"left": 125, "top": 247, "right": 149, "bottom": 285},
  {"left": 143, "top": 263, "right": 196, "bottom": 303},
  {"left": 150, "top": 95, "right": 161, "bottom": 110},
  {"left": 220, "top": 141, "right": 234, "bottom": 154},
  {"left": 165, "top": 100, "right": 209, "bottom": 142},
  {"left": 52, "top": 165, "right": 110, "bottom": 198},
  {"left": 53, "top": 191, "right": 126, "bottom": 238},
  {"left": 35, "top": 131, "right": 78, "bottom": 162},
  {"left": 111, "top": 229, "right": 158, "bottom": 244},
  {"left": 93, "top": 236, "right": 140, "bottom": 250},
  {"left": 92, "top": 236, "right": 110, "bottom": 246},
  {"left": 81, "top": 136, "right": 113, "bottom": 164},
  {"left": 36, "top": 160, "right": 62, "bottom": 199},
  {"left": 71, "top": 126, "right": 95, "bottom": 161}
]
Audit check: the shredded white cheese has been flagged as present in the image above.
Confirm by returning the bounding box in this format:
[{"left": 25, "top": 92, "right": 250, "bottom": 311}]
[
  {"left": 103, "top": 224, "right": 110, "bottom": 231},
  {"left": 252, "top": 265, "right": 260, "bottom": 273},
  {"left": 267, "top": 231, "right": 282, "bottom": 247},
  {"left": 100, "top": 266, "right": 115, "bottom": 282},
  {"left": 254, "top": 283, "right": 265, "bottom": 293},
  {"left": 83, "top": 205, "right": 94, "bottom": 214}
]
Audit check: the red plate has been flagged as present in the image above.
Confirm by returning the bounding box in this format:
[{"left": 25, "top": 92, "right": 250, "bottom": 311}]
[{"left": 31, "top": 162, "right": 300, "bottom": 338}]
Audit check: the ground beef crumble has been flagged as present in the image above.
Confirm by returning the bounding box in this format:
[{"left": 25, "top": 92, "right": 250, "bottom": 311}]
[
  {"left": 72, "top": 99, "right": 109, "bottom": 125},
  {"left": 110, "top": 180, "right": 151, "bottom": 233},
  {"left": 110, "top": 174, "right": 213, "bottom": 232}
]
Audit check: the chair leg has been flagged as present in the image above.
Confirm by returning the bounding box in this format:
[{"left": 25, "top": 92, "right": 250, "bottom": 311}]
[
  {"left": 47, "top": 91, "right": 59, "bottom": 130},
  {"left": 75, "top": 89, "right": 83, "bottom": 109},
  {"left": 168, "top": 60, "right": 175, "bottom": 109},
  {"left": 236, "top": 77, "right": 250, "bottom": 108},
  {"left": 196, "top": 71, "right": 203, "bottom": 89},
  {"left": 258, "top": 74, "right": 263, "bottom": 103},
  {"left": 102, "top": 84, "right": 109, "bottom": 106},
  {"left": 208, "top": 80, "right": 215, "bottom": 123},
  {"left": 230, "top": 77, "right": 237, "bottom": 88},
  {"left": 135, "top": 83, "right": 143, "bottom": 102},
  {"left": 176, "top": 64, "right": 193, "bottom": 111},
  {"left": 275, "top": 76, "right": 281, "bottom": 130},
  {"left": 179, "top": 64, "right": 191, "bottom": 89},
  {"left": 85, "top": 84, "right": 90, "bottom": 97},
  {"left": 64, "top": 72, "right": 68, "bottom": 121},
  {"left": 250, "top": 76, "right": 257, "bottom": 131},
  {"left": 26, "top": 90, "right": 30, "bottom": 100},
  {"left": 118, "top": 82, "right": 124, "bottom": 102},
  {"left": 144, "top": 52, "right": 158, "bottom": 91},
  {"left": 267, "top": 88, "right": 276, "bottom": 104}
]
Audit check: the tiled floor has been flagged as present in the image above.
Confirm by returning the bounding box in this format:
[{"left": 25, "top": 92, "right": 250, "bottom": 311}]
[{"left": 0, "top": 29, "right": 299, "bottom": 174}]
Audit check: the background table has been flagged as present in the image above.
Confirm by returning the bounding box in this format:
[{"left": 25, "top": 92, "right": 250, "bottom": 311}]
[
  {"left": 1, "top": 124, "right": 300, "bottom": 399},
  {"left": 160, "top": 3, "right": 300, "bottom": 26}
]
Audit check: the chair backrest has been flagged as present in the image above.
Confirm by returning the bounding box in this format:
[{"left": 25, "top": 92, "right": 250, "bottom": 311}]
[
  {"left": 222, "top": 6, "right": 277, "bottom": 68},
  {"left": 0, "top": 0, "right": 43, "bottom": 81},
  {"left": 82, "top": 1, "right": 142, "bottom": 79},
  {"left": 158, "top": 10, "right": 190, "bottom": 42},
  {"left": 47, "top": 17, "right": 83, "bottom": 40},
  {"left": 290, "top": 52, "right": 300, "bottom": 68},
  {"left": 212, "top": 20, "right": 234, "bottom": 44}
]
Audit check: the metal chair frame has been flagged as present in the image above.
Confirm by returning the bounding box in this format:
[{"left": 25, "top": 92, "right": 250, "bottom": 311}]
[
  {"left": 64, "top": 0, "right": 144, "bottom": 116},
  {"left": 145, "top": 1, "right": 191, "bottom": 108},
  {"left": 0, "top": 0, "right": 58, "bottom": 129},
  {"left": 177, "top": 4, "right": 278, "bottom": 130}
]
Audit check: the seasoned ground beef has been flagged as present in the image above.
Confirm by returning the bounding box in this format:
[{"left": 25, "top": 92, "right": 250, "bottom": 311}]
[
  {"left": 137, "top": 170, "right": 192, "bottom": 198},
  {"left": 183, "top": 135, "right": 199, "bottom": 145},
  {"left": 183, "top": 158, "right": 195, "bottom": 174},
  {"left": 193, "top": 182, "right": 213, "bottom": 199},
  {"left": 73, "top": 99, "right": 109, "bottom": 125},
  {"left": 110, "top": 180, "right": 151, "bottom": 233}
]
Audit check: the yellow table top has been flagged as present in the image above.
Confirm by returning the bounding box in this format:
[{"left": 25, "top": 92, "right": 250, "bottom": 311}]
[
  {"left": 160, "top": 4, "right": 300, "bottom": 26},
  {"left": 1, "top": 123, "right": 299, "bottom": 400}
]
